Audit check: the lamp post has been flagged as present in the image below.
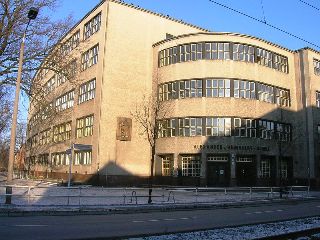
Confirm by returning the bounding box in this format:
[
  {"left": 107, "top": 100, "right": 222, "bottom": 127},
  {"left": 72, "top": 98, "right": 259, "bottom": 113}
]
[{"left": 7, "top": 8, "right": 39, "bottom": 182}]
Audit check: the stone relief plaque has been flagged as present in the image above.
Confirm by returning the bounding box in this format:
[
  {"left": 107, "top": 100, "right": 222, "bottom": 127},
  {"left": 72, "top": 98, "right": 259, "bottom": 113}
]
[{"left": 116, "top": 117, "right": 132, "bottom": 141}]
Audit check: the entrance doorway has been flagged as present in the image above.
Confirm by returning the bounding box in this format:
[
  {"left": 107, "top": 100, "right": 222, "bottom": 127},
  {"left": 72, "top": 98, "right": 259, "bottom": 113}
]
[
  {"left": 236, "top": 156, "right": 256, "bottom": 186},
  {"left": 206, "top": 155, "right": 230, "bottom": 187}
]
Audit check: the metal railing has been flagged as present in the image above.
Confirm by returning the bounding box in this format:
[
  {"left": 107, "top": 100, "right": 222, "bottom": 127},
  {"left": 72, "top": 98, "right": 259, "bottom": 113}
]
[{"left": 0, "top": 185, "right": 310, "bottom": 207}]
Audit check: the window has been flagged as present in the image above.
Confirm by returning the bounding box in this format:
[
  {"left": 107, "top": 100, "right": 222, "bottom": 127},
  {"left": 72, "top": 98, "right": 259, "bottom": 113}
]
[
  {"left": 41, "top": 102, "right": 53, "bottom": 120},
  {"left": 44, "top": 76, "right": 55, "bottom": 94},
  {"left": 84, "top": 12, "right": 101, "bottom": 39},
  {"left": 159, "top": 82, "right": 178, "bottom": 101},
  {"left": 257, "top": 83, "right": 274, "bottom": 104},
  {"left": 273, "top": 54, "right": 288, "bottom": 73},
  {"left": 207, "top": 155, "right": 228, "bottom": 161},
  {"left": 206, "top": 79, "right": 230, "bottom": 97},
  {"left": 276, "top": 123, "right": 291, "bottom": 142},
  {"left": 258, "top": 120, "right": 274, "bottom": 139},
  {"left": 38, "top": 154, "right": 49, "bottom": 166},
  {"left": 275, "top": 88, "right": 290, "bottom": 107},
  {"left": 51, "top": 152, "right": 69, "bottom": 166},
  {"left": 233, "top": 43, "right": 255, "bottom": 62},
  {"left": 181, "top": 155, "right": 201, "bottom": 177},
  {"left": 76, "top": 115, "right": 94, "bottom": 138},
  {"left": 234, "top": 118, "right": 256, "bottom": 138},
  {"left": 159, "top": 119, "right": 176, "bottom": 137},
  {"left": 81, "top": 44, "right": 99, "bottom": 71},
  {"left": 55, "top": 90, "right": 74, "bottom": 112},
  {"left": 205, "top": 42, "right": 230, "bottom": 60},
  {"left": 31, "top": 134, "right": 38, "bottom": 147},
  {"left": 317, "top": 91, "right": 320, "bottom": 108},
  {"left": 256, "top": 48, "right": 273, "bottom": 68},
  {"left": 56, "top": 73, "right": 66, "bottom": 87},
  {"left": 53, "top": 122, "right": 71, "bottom": 143},
  {"left": 39, "top": 129, "right": 51, "bottom": 145},
  {"left": 234, "top": 80, "right": 255, "bottom": 99},
  {"left": 195, "top": 43, "right": 203, "bottom": 60},
  {"left": 62, "top": 30, "right": 80, "bottom": 55},
  {"left": 314, "top": 59, "right": 320, "bottom": 76},
  {"left": 161, "top": 155, "right": 174, "bottom": 176},
  {"left": 79, "top": 79, "right": 96, "bottom": 104},
  {"left": 179, "top": 80, "right": 202, "bottom": 98},
  {"left": 280, "top": 160, "right": 288, "bottom": 179},
  {"left": 67, "top": 60, "right": 78, "bottom": 79},
  {"left": 237, "top": 156, "right": 253, "bottom": 162},
  {"left": 178, "top": 117, "right": 202, "bottom": 136},
  {"left": 260, "top": 159, "right": 270, "bottom": 178},
  {"left": 74, "top": 150, "right": 92, "bottom": 165},
  {"left": 206, "top": 117, "right": 231, "bottom": 136}
]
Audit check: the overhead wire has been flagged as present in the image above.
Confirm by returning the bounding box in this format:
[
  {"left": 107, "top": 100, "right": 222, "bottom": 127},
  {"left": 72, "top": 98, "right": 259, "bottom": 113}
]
[
  {"left": 298, "top": 0, "right": 320, "bottom": 12},
  {"left": 208, "top": 0, "right": 320, "bottom": 49}
]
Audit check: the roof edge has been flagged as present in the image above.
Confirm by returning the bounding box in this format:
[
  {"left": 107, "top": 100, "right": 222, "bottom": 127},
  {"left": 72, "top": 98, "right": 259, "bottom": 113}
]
[
  {"left": 110, "top": 0, "right": 211, "bottom": 33},
  {"left": 152, "top": 32, "right": 294, "bottom": 53},
  {"left": 295, "top": 47, "right": 320, "bottom": 55}
]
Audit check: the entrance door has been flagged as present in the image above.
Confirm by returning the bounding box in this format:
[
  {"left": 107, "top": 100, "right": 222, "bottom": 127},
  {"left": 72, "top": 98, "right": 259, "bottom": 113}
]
[
  {"left": 207, "top": 162, "right": 229, "bottom": 187},
  {"left": 236, "top": 162, "right": 256, "bottom": 186}
]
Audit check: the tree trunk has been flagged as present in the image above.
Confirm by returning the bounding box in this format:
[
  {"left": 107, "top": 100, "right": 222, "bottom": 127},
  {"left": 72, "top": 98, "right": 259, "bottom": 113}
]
[{"left": 148, "top": 144, "right": 156, "bottom": 204}]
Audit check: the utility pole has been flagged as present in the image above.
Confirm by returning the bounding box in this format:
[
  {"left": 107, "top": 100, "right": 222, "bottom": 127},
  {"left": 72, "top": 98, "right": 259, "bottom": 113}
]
[{"left": 7, "top": 8, "right": 39, "bottom": 182}]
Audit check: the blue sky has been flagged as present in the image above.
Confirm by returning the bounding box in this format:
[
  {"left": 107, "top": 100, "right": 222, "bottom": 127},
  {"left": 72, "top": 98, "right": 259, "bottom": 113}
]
[
  {"left": 20, "top": 0, "right": 320, "bottom": 121},
  {"left": 51, "top": 0, "right": 320, "bottom": 51}
]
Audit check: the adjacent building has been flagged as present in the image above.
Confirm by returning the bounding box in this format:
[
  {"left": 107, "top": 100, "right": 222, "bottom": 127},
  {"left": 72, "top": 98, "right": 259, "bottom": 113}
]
[{"left": 26, "top": 0, "right": 320, "bottom": 187}]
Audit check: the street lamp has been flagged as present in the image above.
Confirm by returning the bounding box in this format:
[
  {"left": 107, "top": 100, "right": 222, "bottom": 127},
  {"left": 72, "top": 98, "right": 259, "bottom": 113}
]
[{"left": 7, "top": 7, "right": 39, "bottom": 182}]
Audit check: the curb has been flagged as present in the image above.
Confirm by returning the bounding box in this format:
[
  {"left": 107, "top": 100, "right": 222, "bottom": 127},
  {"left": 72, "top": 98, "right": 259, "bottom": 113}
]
[{"left": 0, "top": 197, "right": 318, "bottom": 217}]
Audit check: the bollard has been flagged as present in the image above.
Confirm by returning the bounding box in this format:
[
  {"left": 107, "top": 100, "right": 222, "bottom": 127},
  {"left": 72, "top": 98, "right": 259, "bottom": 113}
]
[{"left": 5, "top": 186, "right": 12, "bottom": 204}]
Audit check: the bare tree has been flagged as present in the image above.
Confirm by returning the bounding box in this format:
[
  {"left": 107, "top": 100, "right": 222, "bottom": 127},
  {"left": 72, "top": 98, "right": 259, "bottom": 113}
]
[
  {"left": 0, "top": 0, "right": 74, "bottom": 94},
  {"left": 131, "top": 94, "right": 171, "bottom": 203},
  {"left": 0, "top": 139, "right": 9, "bottom": 171},
  {"left": 0, "top": 85, "right": 12, "bottom": 137}
]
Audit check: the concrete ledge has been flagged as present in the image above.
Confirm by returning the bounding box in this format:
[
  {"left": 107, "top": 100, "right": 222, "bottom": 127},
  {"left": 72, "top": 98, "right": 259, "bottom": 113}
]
[{"left": 0, "top": 197, "right": 318, "bottom": 217}]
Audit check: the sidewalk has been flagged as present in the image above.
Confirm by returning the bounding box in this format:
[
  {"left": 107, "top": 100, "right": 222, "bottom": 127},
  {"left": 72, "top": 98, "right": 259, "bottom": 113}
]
[{"left": 0, "top": 176, "right": 318, "bottom": 217}]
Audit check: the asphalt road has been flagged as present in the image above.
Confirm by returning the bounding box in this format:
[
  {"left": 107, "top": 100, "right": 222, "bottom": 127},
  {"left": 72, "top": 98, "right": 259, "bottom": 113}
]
[{"left": 1, "top": 200, "right": 320, "bottom": 239}]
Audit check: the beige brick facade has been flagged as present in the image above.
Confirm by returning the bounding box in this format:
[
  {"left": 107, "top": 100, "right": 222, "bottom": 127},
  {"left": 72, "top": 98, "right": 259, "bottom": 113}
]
[{"left": 26, "top": 0, "right": 320, "bottom": 187}]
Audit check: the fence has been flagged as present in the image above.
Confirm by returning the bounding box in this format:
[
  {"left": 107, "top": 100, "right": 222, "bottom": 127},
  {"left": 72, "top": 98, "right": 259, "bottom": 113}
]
[{"left": 0, "top": 185, "right": 310, "bottom": 207}]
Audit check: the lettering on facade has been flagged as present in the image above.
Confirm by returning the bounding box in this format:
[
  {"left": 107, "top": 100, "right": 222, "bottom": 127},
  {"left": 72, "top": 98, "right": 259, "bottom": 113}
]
[
  {"left": 116, "top": 117, "right": 132, "bottom": 141},
  {"left": 193, "top": 144, "right": 269, "bottom": 152}
]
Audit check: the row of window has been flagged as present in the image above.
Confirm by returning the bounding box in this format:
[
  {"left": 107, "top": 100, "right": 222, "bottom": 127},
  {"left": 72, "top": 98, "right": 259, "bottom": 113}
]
[
  {"left": 27, "top": 115, "right": 94, "bottom": 148},
  {"left": 159, "top": 78, "right": 291, "bottom": 107},
  {"left": 35, "top": 11, "right": 101, "bottom": 86},
  {"left": 26, "top": 150, "right": 92, "bottom": 167},
  {"left": 158, "top": 117, "right": 292, "bottom": 142},
  {"left": 28, "top": 79, "right": 96, "bottom": 129},
  {"left": 158, "top": 42, "right": 289, "bottom": 73},
  {"left": 161, "top": 154, "right": 289, "bottom": 178},
  {"left": 40, "top": 45, "right": 97, "bottom": 100},
  {"left": 42, "top": 66, "right": 74, "bottom": 95}
]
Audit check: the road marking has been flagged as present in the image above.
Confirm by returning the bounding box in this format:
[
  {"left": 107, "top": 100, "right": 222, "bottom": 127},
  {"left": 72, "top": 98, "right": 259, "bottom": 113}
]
[
  {"left": 245, "top": 209, "right": 284, "bottom": 215},
  {"left": 14, "top": 225, "right": 48, "bottom": 227},
  {"left": 316, "top": 206, "right": 320, "bottom": 208},
  {"left": 132, "top": 217, "right": 191, "bottom": 223}
]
